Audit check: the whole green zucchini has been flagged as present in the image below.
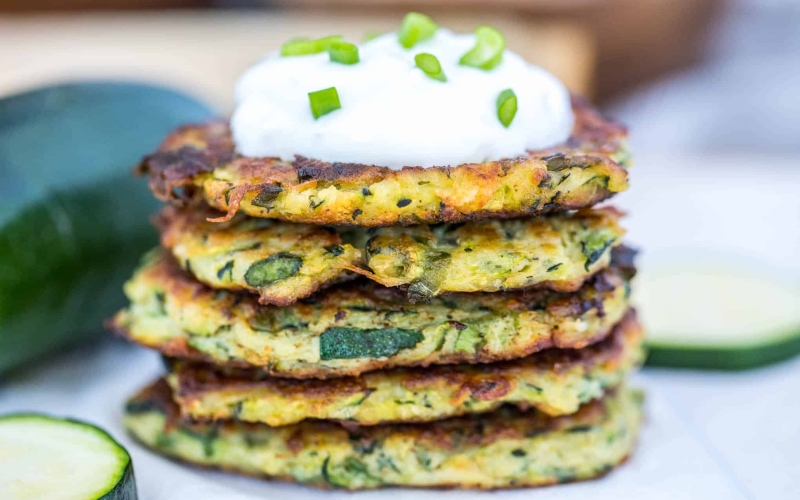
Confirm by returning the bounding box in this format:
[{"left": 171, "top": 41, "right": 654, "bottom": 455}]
[{"left": 0, "top": 82, "right": 212, "bottom": 374}]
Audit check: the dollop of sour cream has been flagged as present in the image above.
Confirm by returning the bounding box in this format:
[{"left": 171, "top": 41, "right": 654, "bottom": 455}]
[{"left": 231, "top": 29, "right": 574, "bottom": 169}]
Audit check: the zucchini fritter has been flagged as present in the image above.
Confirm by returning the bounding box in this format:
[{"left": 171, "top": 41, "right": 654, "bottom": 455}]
[
  {"left": 138, "top": 97, "right": 629, "bottom": 227},
  {"left": 124, "top": 380, "right": 643, "bottom": 490},
  {"left": 168, "top": 312, "right": 642, "bottom": 426},
  {"left": 361, "top": 207, "right": 624, "bottom": 297},
  {"left": 109, "top": 251, "right": 633, "bottom": 379},
  {"left": 159, "top": 206, "right": 623, "bottom": 303},
  {"left": 157, "top": 207, "right": 361, "bottom": 306}
]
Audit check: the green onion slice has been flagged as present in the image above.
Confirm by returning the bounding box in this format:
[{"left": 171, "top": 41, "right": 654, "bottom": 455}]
[
  {"left": 496, "top": 88, "right": 517, "bottom": 128},
  {"left": 281, "top": 35, "right": 343, "bottom": 57},
  {"left": 398, "top": 12, "right": 438, "bottom": 49},
  {"left": 308, "top": 87, "right": 342, "bottom": 119},
  {"left": 415, "top": 53, "right": 447, "bottom": 82},
  {"left": 460, "top": 26, "right": 505, "bottom": 70},
  {"left": 329, "top": 41, "right": 360, "bottom": 65}
]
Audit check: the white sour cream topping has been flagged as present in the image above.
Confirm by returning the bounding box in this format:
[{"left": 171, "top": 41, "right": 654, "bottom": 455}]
[{"left": 231, "top": 29, "right": 574, "bottom": 169}]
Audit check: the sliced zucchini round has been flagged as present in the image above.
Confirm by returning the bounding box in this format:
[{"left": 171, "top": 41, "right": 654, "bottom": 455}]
[
  {"left": 636, "top": 265, "right": 800, "bottom": 370},
  {"left": 0, "top": 414, "right": 137, "bottom": 500}
]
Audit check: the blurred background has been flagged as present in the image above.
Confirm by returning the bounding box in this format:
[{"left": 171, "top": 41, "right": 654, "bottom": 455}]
[{"left": 1, "top": 1, "right": 798, "bottom": 498}]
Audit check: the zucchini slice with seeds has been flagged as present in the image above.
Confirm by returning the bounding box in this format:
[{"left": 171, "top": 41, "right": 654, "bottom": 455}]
[
  {"left": 0, "top": 414, "right": 137, "bottom": 499},
  {"left": 636, "top": 265, "right": 800, "bottom": 370}
]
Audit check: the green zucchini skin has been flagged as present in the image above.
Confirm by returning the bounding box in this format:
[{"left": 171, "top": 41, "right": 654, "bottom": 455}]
[
  {"left": 319, "top": 327, "right": 425, "bottom": 360},
  {"left": 0, "top": 82, "right": 212, "bottom": 375},
  {"left": 104, "top": 463, "right": 138, "bottom": 500},
  {"left": 0, "top": 413, "right": 138, "bottom": 499},
  {"left": 647, "top": 330, "right": 800, "bottom": 370},
  {"left": 0, "top": 179, "right": 158, "bottom": 374},
  {"left": 243, "top": 253, "right": 304, "bottom": 287}
]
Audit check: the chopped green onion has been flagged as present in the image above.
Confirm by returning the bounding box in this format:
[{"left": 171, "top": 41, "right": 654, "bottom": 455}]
[
  {"left": 281, "top": 35, "right": 343, "bottom": 57},
  {"left": 414, "top": 53, "right": 446, "bottom": 82},
  {"left": 398, "top": 12, "right": 438, "bottom": 49},
  {"left": 459, "top": 26, "right": 505, "bottom": 70},
  {"left": 496, "top": 88, "right": 517, "bottom": 128},
  {"left": 281, "top": 39, "right": 320, "bottom": 57},
  {"left": 317, "top": 36, "right": 344, "bottom": 50},
  {"left": 308, "top": 87, "right": 341, "bottom": 119},
  {"left": 329, "top": 41, "right": 360, "bottom": 65}
]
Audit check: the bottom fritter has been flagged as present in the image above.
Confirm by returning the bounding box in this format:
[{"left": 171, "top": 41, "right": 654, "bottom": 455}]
[{"left": 124, "top": 380, "right": 643, "bottom": 490}]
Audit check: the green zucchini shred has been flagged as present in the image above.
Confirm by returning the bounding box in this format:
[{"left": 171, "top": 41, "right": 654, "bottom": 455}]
[
  {"left": 251, "top": 184, "right": 282, "bottom": 209},
  {"left": 580, "top": 234, "right": 616, "bottom": 271},
  {"left": 319, "top": 327, "right": 424, "bottom": 360},
  {"left": 216, "top": 260, "right": 234, "bottom": 281},
  {"left": 244, "top": 253, "right": 303, "bottom": 287}
]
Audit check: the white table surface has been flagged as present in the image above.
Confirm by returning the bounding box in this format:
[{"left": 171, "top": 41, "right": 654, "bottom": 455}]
[{"left": 2, "top": 155, "right": 799, "bottom": 499}]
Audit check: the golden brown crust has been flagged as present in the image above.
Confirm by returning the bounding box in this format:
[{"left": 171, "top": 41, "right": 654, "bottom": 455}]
[
  {"left": 155, "top": 204, "right": 624, "bottom": 303},
  {"left": 111, "top": 320, "right": 613, "bottom": 375},
  {"left": 125, "top": 380, "right": 643, "bottom": 490},
  {"left": 123, "top": 430, "right": 629, "bottom": 492},
  {"left": 130, "top": 378, "right": 621, "bottom": 448},
  {"left": 108, "top": 250, "right": 633, "bottom": 379},
  {"left": 167, "top": 312, "right": 641, "bottom": 426},
  {"left": 174, "top": 311, "right": 638, "bottom": 400},
  {"left": 137, "top": 96, "right": 629, "bottom": 227}
]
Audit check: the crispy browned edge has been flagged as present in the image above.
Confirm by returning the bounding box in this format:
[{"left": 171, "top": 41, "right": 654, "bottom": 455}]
[
  {"left": 107, "top": 248, "right": 635, "bottom": 379},
  {"left": 171, "top": 311, "right": 640, "bottom": 423},
  {"left": 127, "top": 378, "right": 636, "bottom": 490},
  {"left": 136, "top": 95, "right": 628, "bottom": 227}
]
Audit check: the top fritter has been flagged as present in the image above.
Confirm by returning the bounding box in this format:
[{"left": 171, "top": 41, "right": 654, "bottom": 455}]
[{"left": 137, "top": 14, "right": 629, "bottom": 227}]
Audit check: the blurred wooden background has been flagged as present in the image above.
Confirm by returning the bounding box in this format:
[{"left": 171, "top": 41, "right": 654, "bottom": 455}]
[
  {"left": 0, "top": 10, "right": 592, "bottom": 112},
  {"left": 0, "top": 0, "right": 725, "bottom": 105}
]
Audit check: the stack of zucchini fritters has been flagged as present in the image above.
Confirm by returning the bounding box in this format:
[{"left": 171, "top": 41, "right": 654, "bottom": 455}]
[{"left": 110, "top": 97, "right": 643, "bottom": 490}]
